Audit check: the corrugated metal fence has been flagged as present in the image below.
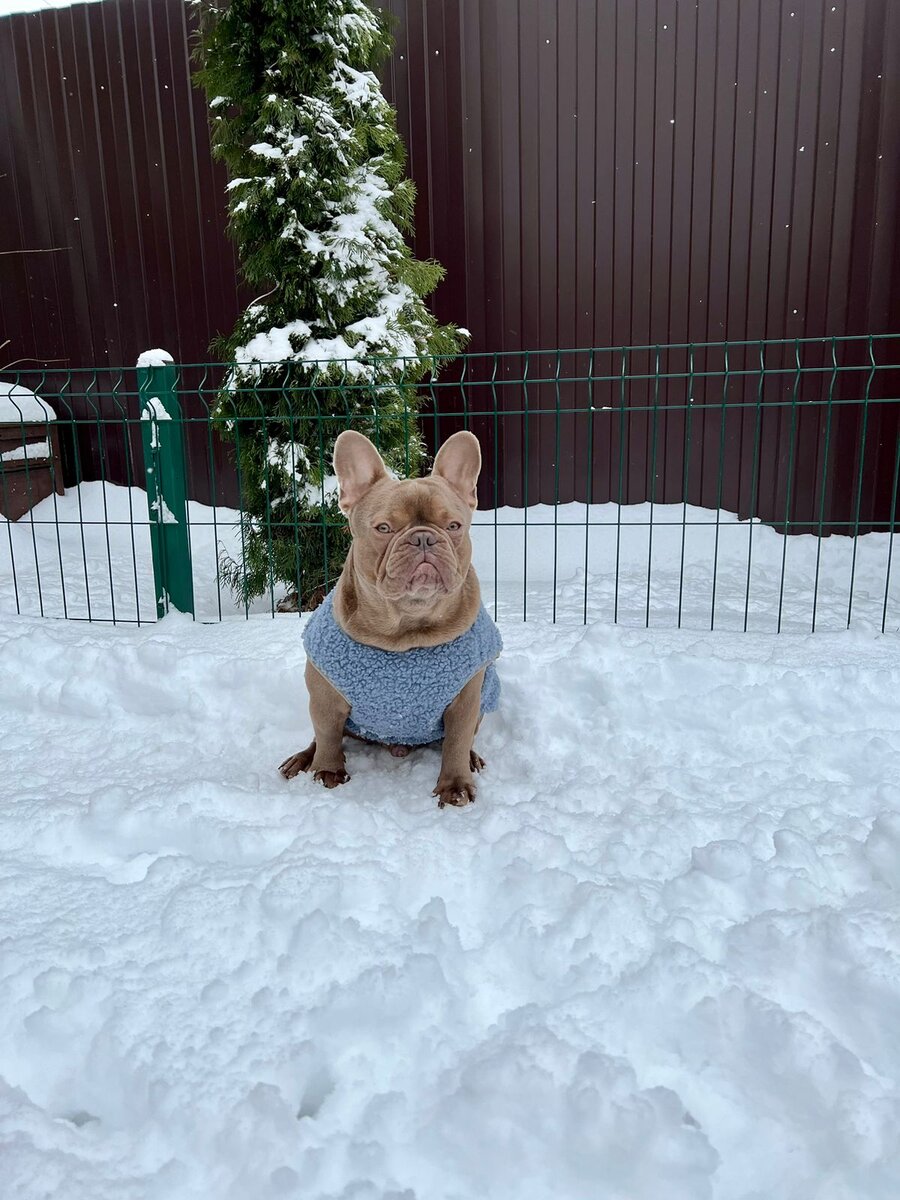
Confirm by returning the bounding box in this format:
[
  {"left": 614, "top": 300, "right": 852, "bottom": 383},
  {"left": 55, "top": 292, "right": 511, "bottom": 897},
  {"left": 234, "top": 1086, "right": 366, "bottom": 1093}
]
[
  {"left": 1, "top": 0, "right": 899, "bottom": 527},
  {"left": 0, "top": 0, "right": 239, "bottom": 369}
]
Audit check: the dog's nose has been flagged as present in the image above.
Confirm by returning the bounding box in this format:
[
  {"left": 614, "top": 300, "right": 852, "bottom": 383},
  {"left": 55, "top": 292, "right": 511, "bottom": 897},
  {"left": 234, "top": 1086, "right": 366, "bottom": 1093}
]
[{"left": 408, "top": 530, "right": 437, "bottom": 550}]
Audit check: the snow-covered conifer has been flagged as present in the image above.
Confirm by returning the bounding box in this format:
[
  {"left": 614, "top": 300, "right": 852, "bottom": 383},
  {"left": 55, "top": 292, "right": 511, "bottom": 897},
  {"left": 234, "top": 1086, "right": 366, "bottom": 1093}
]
[{"left": 196, "top": 0, "right": 466, "bottom": 606}]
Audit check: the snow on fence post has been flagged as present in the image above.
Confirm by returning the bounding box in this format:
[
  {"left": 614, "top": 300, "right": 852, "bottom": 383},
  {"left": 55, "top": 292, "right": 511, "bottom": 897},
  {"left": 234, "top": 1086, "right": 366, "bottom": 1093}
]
[{"left": 136, "top": 351, "right": 194, "bottom": 618}]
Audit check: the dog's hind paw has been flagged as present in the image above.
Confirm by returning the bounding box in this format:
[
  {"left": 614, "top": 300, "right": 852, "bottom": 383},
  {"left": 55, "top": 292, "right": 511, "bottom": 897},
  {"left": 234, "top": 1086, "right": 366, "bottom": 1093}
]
[{"left": 279, "top": 744, "right": 316, "bottom": 779}]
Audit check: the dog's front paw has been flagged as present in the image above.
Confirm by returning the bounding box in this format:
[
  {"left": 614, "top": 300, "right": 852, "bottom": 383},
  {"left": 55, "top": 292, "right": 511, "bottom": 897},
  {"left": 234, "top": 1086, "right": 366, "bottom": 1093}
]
[
  {"left": 433, "top": 775, "right": 477, "bottom": 809},
  {"left": 280, "top": 743, "right": 349, "bottom": 788},
  {"left": 314, "top": 768, "right": 350, "bottom": 789}
]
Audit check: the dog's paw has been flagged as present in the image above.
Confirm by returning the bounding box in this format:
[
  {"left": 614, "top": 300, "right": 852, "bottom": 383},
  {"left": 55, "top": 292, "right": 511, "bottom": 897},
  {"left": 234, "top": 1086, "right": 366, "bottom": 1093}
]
[
  {"left": 469, "top": 750, "right": 486, "bottom": 773},
  {"left": 279, "top": 745, "right": 316, "bottom": 779},
  {"left": 280, "top": 744, "right": 349, "bottom": 788},
  {"left": 314, "top": 768, "right": 350, "bottom": 789},
  {"left": 433, "top": 776, "right": 477, "bottom": 809}
]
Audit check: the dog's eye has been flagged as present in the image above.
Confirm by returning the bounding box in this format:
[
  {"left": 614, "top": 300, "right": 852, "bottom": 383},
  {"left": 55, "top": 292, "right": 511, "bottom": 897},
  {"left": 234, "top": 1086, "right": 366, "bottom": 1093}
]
[
  {"left": 447, "top": 521, "right": 462, "bottom": 531},
  {"left": 376, "top": 523, "right": 391, "bottom": 533}
]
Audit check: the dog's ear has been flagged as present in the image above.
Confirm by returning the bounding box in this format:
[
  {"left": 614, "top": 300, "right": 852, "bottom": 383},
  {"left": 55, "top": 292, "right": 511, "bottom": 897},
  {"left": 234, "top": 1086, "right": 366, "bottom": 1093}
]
[
  {"left": 333, "top": 430, "right": 389, "bottom": 514},
  {"left": 431, "top": 430, "right": 481, "bottom": 510}
]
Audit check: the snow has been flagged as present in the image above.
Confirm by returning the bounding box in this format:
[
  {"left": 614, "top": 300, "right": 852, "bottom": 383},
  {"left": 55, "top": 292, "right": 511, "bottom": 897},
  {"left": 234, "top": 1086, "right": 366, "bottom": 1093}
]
[
  {"left": 234, "top": 319, "right": 312, "bottom": 374},
  {"left": 334, "top": 62, "right": 383, "bottom": 108},
  {"left": 0, "top": 381, "right": 56, "bottom": 424},
  {"left": 3, "top": 483, "right": 900, "bottom": 1195},
  {"left": 301, "top": 472, "right": 340, "bottom": 505},
  {"left": 1, "top": 439, "right": 51, "bottom": 462},
  {"left": 148, "top": 494, "right": 177, "bottom": 525},
  {"left": 0, "top": 0, "right": 101, "bottom": 13},
  {"left": 141, "top": 397, "right": 172, "bottom": 450},
  {"left": 3, "top": 594, "right": 900, "bottom": 1196},
  {"left": 135, "top": 349, "right": 174, "bottom": 369},
  {"left": 140, "top": 398, "right": 171, "bottom": 422},
  {"left": 249, "top": 142, "right": 285, "bottom": 160}
]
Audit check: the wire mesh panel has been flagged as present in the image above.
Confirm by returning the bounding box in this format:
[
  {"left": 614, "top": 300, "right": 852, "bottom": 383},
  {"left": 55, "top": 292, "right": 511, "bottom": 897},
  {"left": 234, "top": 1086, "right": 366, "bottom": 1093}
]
[
  {"left": 1, "top": 336, "right": 899, "bottom": 632},
  {"left": 1, "top": 369, "right": 147, "bottom": 623}
]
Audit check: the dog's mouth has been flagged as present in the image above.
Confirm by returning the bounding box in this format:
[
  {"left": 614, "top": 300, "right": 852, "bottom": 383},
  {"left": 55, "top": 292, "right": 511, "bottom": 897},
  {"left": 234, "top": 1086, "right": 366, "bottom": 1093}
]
[
  {"left": 381, "top": 537, "right": 461, "bottom": 600},
  {"left": 406, "top": 559, "right": 443, "bottom": 594},
  {"left": 410, "top": 559, "right": 440, "bottom": 582}
]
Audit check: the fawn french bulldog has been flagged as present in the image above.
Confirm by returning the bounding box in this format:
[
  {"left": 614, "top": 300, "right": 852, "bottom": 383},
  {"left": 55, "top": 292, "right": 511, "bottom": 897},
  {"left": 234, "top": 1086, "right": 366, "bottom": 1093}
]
[{"left": 279, "top": 429, "right": 501, "bottom": 808}]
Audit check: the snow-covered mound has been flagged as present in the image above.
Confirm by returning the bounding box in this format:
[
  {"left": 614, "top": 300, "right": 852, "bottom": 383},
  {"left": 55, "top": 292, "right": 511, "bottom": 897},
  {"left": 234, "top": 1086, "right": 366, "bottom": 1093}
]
[
  {"left": 0, "top": 381, "right": 56, "bottom": 423},
  {"left": 1, "top": 611, "right": 899, "bottom": 1198}
]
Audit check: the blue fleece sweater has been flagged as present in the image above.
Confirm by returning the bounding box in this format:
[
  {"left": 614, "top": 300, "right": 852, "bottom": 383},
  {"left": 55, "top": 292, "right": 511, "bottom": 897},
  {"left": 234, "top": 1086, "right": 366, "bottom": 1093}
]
[{"left": 303, "top": 590, "right": 502, "bottom": 746}]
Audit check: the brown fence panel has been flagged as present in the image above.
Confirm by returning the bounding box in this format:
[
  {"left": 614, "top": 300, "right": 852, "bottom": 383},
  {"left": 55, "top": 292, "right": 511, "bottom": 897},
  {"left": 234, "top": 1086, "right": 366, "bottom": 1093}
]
[
  {"left": 0, "top": 0, "right": 242, "bottom": 370},
  {"left": 380, "top": 0, "right": 900, "bottom": 529}
]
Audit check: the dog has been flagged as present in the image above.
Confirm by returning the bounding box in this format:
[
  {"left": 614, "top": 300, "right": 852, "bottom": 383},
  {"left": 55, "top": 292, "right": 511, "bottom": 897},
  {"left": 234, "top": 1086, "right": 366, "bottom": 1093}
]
[{"left": 279, "top": 428, "right": 501, "bottom": 808}]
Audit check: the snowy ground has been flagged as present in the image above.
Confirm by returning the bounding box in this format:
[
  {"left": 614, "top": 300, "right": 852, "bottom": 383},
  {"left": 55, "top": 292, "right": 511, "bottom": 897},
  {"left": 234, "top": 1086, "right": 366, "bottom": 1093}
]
[{"left": 2, "top": 486, "right": 900, "bottom": 1199}]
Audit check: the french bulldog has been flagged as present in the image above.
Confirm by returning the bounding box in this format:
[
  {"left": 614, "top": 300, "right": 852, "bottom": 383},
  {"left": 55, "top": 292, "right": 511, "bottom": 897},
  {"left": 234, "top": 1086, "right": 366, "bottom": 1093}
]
[{"left": 279, "top": 429, "right": 502, "bottom": 808}]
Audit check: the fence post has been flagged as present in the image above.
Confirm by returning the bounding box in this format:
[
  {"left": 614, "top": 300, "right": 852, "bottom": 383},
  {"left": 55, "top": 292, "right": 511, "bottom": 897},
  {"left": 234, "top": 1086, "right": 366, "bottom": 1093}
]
[{"left": 137, "top": 350, "right": 195, "bottom": 618}]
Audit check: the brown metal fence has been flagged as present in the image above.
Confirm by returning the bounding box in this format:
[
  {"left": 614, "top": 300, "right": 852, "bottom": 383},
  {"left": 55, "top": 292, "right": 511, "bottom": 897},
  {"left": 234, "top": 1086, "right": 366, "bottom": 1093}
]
[{"left": 1, "top": 0, "right": 899, "bottom": 523}]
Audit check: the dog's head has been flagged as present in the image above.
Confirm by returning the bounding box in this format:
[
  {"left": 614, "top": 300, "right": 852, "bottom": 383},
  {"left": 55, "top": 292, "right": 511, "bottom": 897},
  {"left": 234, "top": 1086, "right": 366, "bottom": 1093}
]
[{"left": 333, "top": 429, "right": 481, "bottom": 611}]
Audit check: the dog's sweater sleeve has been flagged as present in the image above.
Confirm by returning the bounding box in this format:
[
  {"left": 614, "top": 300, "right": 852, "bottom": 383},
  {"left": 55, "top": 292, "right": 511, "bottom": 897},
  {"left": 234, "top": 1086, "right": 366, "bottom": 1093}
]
[{"left": 302, "top": 591, "right": 502, "bottom": 746}]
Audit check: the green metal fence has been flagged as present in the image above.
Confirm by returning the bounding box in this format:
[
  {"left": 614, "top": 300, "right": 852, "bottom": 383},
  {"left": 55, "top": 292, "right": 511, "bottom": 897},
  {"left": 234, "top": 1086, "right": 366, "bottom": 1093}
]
[{"left": 1, "top": 336, "right": 899, "bottom": 633}]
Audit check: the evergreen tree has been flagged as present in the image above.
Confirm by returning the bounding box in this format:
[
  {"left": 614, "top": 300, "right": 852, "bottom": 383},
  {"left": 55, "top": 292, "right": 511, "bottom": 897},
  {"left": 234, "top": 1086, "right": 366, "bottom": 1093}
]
[{"left": 195, "top": 0, "right": 466, "bottom": 608}]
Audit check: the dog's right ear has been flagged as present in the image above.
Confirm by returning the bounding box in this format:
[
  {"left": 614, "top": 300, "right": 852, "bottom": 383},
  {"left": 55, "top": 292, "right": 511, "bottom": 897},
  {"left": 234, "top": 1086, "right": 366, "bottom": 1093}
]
[{"left": 333, "top": 430, "right": 389, "bottom": 515}]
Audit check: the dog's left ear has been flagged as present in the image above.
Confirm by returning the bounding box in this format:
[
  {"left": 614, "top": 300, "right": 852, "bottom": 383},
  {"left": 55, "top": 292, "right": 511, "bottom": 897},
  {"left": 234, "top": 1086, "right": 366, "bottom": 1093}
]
[{"left": 431, "top": 431, "right": 481, "bottom": 510}]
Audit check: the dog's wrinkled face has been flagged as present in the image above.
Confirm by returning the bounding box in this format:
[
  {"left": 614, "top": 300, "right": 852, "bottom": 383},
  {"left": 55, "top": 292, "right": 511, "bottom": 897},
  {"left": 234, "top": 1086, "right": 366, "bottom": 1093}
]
[
  {"left": 357, "top": 476, "right": 473, "bottom": 602},
  {"left": 334, "top": 430, "right": 481, "bottom": 611}
]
